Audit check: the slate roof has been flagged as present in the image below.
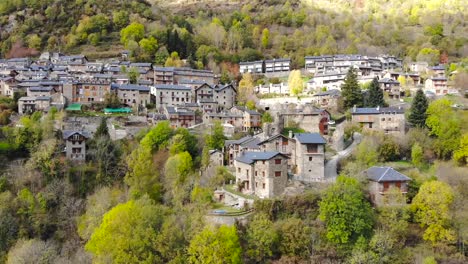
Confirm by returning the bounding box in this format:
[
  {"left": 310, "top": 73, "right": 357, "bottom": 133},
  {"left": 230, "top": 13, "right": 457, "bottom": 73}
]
[
  {"left": 295, "top": 133, "right": 326, "bottom": 144},
  {"left": 352, "top": 107, "right": 404, "bottom": 115},
  {"left": 111, "top": 84, "right": 150, "bottom": 92},
  {"left": 225, "top": 136, "right": 253, "bottom": 147},
  {"left": 365, "top": 166, "right": 411, "bottom": 182},
  {"left": 235, "top": 151, "right": 287, "bottom": 164},
  {"left": 153, "top": 84, "right": 191, "bottom": 90},
  {"left": 378, "top": 78, "right": 400, "bottom": 84},
  {"left": 313, "top": 89, "right": 341, "bottom": 97},
  {"left": 62, "top": 130, "right": 90, "bottom": 139}
]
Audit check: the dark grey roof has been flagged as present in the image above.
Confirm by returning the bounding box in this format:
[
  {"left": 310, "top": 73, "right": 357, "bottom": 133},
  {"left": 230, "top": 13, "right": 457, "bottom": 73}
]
[
  {"left": 235, "top": 151, "right": 287, "bottom": 164},
  {"left": 154, "top": 84, "right": 191, "bottom": 90},
  {"left": 313, "top": 89, "right": 341, "bottom": 97},
  {"left": 29, "top": 87, "right": 53, "bottom": 92},
  {"left": 225, "top": 136, "right": 253, "bottom": 146},
  {"left": 246, "top": 110, "right": 261, "bottom": 115},
  {"left": 431, "top": 77, "right": 447, "bottom": 81},
  {"left": 36, "top": 96, "right": 51, "bottom": 101},
  {"left": 111, "top": 84, "right": 150, "bottom": 92},
  {"left": 365, "top": 166, "right": 411, "bottom": 182},
  {"left": 62, "top": 130, "right": 90, "bottom": 139},
  {"left": 352, "top": 107, "right": 404, "bottom": 115},
  {"left": 378, "top": 78, "right": 400, "bottom": 84},
  {"left": 294, "top": 133, "right": 326, "bottom": 144}
]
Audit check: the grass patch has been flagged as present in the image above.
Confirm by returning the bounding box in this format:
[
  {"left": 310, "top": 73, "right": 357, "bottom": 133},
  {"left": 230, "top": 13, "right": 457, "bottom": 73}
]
[
  {"left": 212, "top": 203, "right": 243, "bottom": 213},
  {"left": 224, "top": 184, "right": 257, "bottom": 200}
]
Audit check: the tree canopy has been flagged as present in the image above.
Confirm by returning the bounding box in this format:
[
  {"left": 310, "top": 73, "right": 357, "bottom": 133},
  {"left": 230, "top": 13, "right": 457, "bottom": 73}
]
[
  {"left": 408, "top": 89, "right": 428, "bottom": 128},
  {"left": 341, "top": 67, "right": 363, "bottom": 109}
]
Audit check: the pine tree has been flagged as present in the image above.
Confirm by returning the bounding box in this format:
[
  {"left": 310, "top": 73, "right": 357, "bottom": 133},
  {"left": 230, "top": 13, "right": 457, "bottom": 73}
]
[
  {"left": 95, "top": 117, "right": 109, "bottom": 138},
  {"left": 366, "top": 78, "right": 385, "bottom": 107},
  {"left": 408, "top": 89, "right": 428, "bottom": 127},
  {"left": 341, "top": 67, "right": 363, "bottom": 109}
]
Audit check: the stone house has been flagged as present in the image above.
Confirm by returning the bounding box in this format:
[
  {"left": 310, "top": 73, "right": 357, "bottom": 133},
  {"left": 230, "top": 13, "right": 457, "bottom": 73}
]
[
  {"left": 378, "top": 78, "right": 401, "bottom": 99},
  {"left": 203, "top": 111, "right": 244, "bottom": 132},
  {"left": 152, "top": 84, "right": 192, "bottom": 110},
  {"left": 18, "top": 96, "right": 51, "bottom": 115},
  {"left": 312, "top": 89, "right": 341, "bottom": 109},
  {"left": 239, "top": 61, "right": 264, "bottom": 74},
  {"left": 265, "top": 58, "right": 291, "bottom": 73},
  {"left": 0, "top": 76, "right": 18, "bottom": 97},
  {"left": 224, "top": 136, "right": 261, "bottom": 166},
  {"left": 163, "top": 106, "right": 196, "bottom": 128},
  {"left": 280, "top": 105, "right": 331, "bottom": 135},
  {"left": 364, "top": 166, "right": 411, "bottom": 206},
  {"left": 111, "top": 84, "right": 150, "bottom": 108},
  {"left": 257, "top": 133, "right": 296, "bottom": 169},
  {"left": 63, "top": 130, "right": 90, "bottom": 161},
  {"left": 351, "top": 106, "right": 406, "bottom": 135},
  {"left": 234, "top": 151, "right": 289, "bottom": 198},
  {"left": 231, "top": 106, "right": 262, "bottom": 132},
  {"left": 293, "top": 133, "right": 326, "bottom": 182},
  {"left": 213, "top": 84, "right": 237, "bottom": 111}
]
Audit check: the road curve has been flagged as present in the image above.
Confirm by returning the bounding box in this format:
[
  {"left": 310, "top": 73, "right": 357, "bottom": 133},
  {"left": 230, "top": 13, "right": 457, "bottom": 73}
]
[{"left": 324, "top": 133, "right": 362, "bottom": 181}]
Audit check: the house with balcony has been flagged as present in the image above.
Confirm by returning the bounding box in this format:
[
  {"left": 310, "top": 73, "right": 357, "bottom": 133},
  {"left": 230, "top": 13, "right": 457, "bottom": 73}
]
[
  {"left": 152, "top": 84, "right": 192, "bottom": 110},
  {"left": 63, "top": 130, "right": 90, "bottom": 161},
  {"left": 364, "top": 166, "right": 411, "bottom": 206},
  {"left": 293, "top": 133, "right": 326, "bottom": 182},
  {"left": 163, "top": 106, "right": 196, "bottom": 128},
  {"left": 230, "top": 106, "right": 262, "bottom": 132},
  {"left": 239, "top": 61, "right": 264, "bottom": 74},
  {"left": 425, "top": 77, "right": 448, "bottom": 95},
  {"left": 111, "top": 84, "right": 150, "bottom": 108},
  {"left": 378, "top": 78, "right": 401, "bottom": 99},
  {"left": 264, "top": 58, "right": 290, "bottom": 73},
  {"left": 234, "top": 151, "right": 289, "bottom": 198}
]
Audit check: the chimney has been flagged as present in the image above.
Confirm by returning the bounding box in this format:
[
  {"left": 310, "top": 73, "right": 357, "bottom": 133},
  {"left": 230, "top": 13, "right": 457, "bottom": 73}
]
[
  {"left": 288, "top": 130, "right": 293, "bottom": 139},
  {"left": 377, "top": 105, "right": 380, "bottom": 111}
]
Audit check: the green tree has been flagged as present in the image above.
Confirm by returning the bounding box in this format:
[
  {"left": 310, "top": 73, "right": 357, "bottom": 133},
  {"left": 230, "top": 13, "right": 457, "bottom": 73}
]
[
  {"left": 453, "top": 133, "right": 468, "bottom": 165},
  {"left": 288, "top": 70, "right": 304, "bottom": 96},
  {"left": 261, "top": 111, "right": 274, "bottom": 124},
  {"left": 411, "top": 142, "right": 424, "bottom": 168},
  {"left": 27, "top": 34, "right": 41, "bottom": 50},
  {"left": 120, "top": 22, "right": 145, "bottom": 47},
  {"left": 104, "top": 92, "right": 121, "bottom": 108},
  {"left": 165, "top": 52, "right": 183, "bottom": 67},
  {"left": 261, "top": 28, "right": 269, "bottom": 49},
  {"left": 411, "top": 181, "right": 455, "bottom": 244},
  {"left": 366, "top": 78, "right": 385, "bottom": 107},
  {"left": 112, "top": 11, "right": 129, "bottom": 30},
  {"left": 140, "top": 121, "right": 173, "bottom": 152},
  {"left": 378, "top": 136, "right": 400, "bottom": 162},
  {"left": 164, "top": 151, "right": 193, "bottom": 205},
  {"left": 139, "top": 37, "right": 158, "bottom": 58},
  {"left": 408, "top": 89, "right": 428, "bottom": 128},
  {"left": 206, "top": 121, "right": 226, "bottom": 150},
  {"left": 246, "top": 213, "right": 278, "bottom": 262},
  {"left": 355, "top": 138, "right": 378, "bottom": 167},
  {"left": 169, "top": 128, "right": 198, "bottom": 157},
  {"left": 275, "top": 217, "right": 312, "bottom": 258},
  {"left": 188, "top": 225, "right": 242, "bottom": 264},
  {"left": 341, "top": 67, "right": 363, "bottom": 109},
  {"left": 125, "top": 146, "right": 162, "bottom": 201},
  {"left": 128, "top": 67, "right": 139, "bottom": 84},
  {"left": 154, "top": 47, "right": 169, "bottom": 65},
  {"left": 426, "top": 98, "right": 461, "bottom": 159},
  {"left": 417, "top": 48, "right": 440, "bottom": 65},
  {"left": 85, "top": 197, "right": 168, "bottom": 264},
  {"left": 319, "top": 176, "right": 374, "bottom": 245},
  {"left": 95, "top": 118, "right": 109, "bottom": 138}
]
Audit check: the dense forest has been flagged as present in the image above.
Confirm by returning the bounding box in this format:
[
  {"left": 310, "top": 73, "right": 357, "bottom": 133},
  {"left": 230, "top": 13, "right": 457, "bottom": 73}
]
[{"left": 0, "top": 0, "right": 467, "bottom": 71}]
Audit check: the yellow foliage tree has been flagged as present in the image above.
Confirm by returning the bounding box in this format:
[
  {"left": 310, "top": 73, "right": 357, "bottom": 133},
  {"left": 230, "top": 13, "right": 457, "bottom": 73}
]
[
  {"left": 288, "top": 70, "right": 303, "bottom": 96},
  {"left": 237, "top": 73, "right": 254, "bottom": 105}
]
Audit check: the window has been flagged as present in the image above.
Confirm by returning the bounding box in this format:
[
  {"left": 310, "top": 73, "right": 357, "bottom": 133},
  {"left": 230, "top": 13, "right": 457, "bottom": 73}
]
[
  {"left": 275, "top": 159, "right": 282, "bottom": 164},
  {"left": 309, "top": 157, "right": 313, "bottom": 161},
  {"left": 383, "top": 182, "right": 389, "bottom": 191},
  {"left": 307, "top": 144, "right": 318, "bottom": 153},
  {"left": 255, "top": 171, "right": 257, "bottom": 176},
  {"left": 237, "top": 168, "right": 240, "bottom": 173},
  {"left": 369, "top": 123, "right": 373, "bottom": 128},
  {"left": 275, "top": 171, "right": 281, "bottom": 177},
  {"left": 262, "top": 171, "right": 265, "bottom": 177},
  {"left": 262, "top": 161, "right": 265, "bottom": 165},
  {"left": 388, "top": 118, "right": 392, "bottom": 121},
  {"left": 262, "top": 183, "right": 266, "bottom": 189},
  {"left": 396, "top": 182, "right": 401, "bottom": 189},
  {"left": 255, "top": 182, "right": 258, "bottom": 187},
  {"left": 381, "top": 118, "right": 385, "bottom": 121}
]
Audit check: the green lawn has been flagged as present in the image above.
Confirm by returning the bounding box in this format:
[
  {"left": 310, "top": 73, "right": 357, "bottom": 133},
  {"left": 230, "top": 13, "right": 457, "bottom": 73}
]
[
  {"left": 212, "top": 203, "right": 244, "bottom": 213},
  {"left": 224, "top": 184, "right": 256, "bottom": 200}
]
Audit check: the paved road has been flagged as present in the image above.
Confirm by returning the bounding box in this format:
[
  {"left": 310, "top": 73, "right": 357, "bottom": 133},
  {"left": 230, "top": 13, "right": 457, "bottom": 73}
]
[{"left": 324, "top": 133, "right": 362, "bottom": 181}]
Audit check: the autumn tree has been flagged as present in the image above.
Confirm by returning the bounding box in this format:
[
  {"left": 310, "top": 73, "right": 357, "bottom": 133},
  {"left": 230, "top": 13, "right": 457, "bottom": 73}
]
[
  {"left": 165, "top": 52, "right": 183, "bottom": 67},
  {"left": 408, "top": 89, "right": 428, "bottom": 128},
  {"left": 341, "top": 67, "right": 363, "bottom": 109},
  {"left": 319, "top": 176, "right": 374, "bottom": 245},
  {"left": 188, "top": 225, "right": 242, "bottom": 264},
  {"left": 288, "top": 70, "right": 303, "bottom": 96},
  {"left": 237, "top": 73, "right": 255, "bottom": 105},
  {"left": 366, "top": 78, "right": 385, "bottom": 107},
  {"left": 261, "top": 28, "right": 270, "bottom": 49},
  {"left": 411, "top": 181, "right": 455, "bottom": 244}
]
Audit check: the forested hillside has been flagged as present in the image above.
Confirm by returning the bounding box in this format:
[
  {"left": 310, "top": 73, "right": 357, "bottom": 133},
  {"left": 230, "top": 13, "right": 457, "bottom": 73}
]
[{"left": 0, "top": 0, "right": 466, "bottom": 70}]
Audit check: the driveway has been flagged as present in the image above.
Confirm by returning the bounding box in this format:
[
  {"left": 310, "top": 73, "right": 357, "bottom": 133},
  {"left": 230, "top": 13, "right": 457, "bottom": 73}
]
[{"left": 324, "top": 133, "right": 362, "bottom": 181}]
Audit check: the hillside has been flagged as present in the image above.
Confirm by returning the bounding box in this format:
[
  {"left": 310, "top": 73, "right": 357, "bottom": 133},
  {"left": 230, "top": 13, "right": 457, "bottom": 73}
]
[{"left": 0, "top": 0, "right": 466, "bottom": 69}]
